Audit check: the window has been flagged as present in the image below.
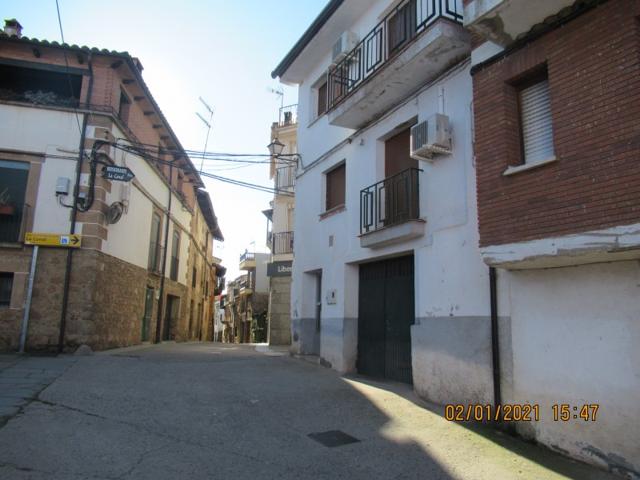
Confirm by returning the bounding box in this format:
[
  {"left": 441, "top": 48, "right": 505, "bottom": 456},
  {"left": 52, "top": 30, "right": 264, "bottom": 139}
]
[
  {"left": 0, "top": 160, "right": 29, "bottom": 243},
  {"left": 317, "top": 81, "right": 328, "bottom": 117},
  {"left": 148, "top": 212, "right": 161, "bottom": 271},
  {"left": 192, "top": 267, "right": 197, "bottom": 288},
  {"left": 0, "top": 272, "right": 12, "bottom": 307},
  {"left": 170, "top": 230, "right": 180, "bottom": 281},
  {"left": 0, "top": 64, "right": 81, "bottom": 107},
  {"left": 518, "top": 72, "right": 554, "bottom": 165},
  {"left": 325, "top": 163, "right": 346, "bottom": 211},
  {"left": 118, "top": 88, "right": 131, "bottom": 124}
]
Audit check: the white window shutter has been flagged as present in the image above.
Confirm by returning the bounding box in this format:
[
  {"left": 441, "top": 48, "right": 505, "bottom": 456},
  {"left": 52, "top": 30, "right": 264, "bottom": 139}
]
[{"left": 520, "top": 80, "right": 554, "bottom": 164}]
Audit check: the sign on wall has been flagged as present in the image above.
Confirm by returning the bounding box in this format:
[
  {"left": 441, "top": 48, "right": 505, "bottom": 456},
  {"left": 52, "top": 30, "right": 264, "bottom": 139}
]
[
  {"left": 267, "top": 261, "right": 292, "bottom": 277},
  {"left": 102, "top": 165, "right": 135, "bottom": 182},
  {"left": 24, "top": 232, "right": 81, "bottom": 248}
]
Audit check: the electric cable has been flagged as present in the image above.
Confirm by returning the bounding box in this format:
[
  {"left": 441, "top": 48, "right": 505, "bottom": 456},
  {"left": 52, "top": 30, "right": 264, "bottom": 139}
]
[{"left": 54, "top": 0, "right": 83, "bottom": 136}]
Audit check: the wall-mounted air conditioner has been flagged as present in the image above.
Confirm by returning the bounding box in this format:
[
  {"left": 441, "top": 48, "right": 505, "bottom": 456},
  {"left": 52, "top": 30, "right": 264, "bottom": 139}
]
[
  {"left": 332, "top": 31, "right": 359, "bottom": 64},
  {"left": 410, "top": 114, "right": 452, "bottom": 161}
]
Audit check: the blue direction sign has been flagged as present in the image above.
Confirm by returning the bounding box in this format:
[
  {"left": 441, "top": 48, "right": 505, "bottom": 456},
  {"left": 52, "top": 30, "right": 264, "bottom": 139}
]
[{"left": 102, "top": 165, "right": 135, "bottom": 182}]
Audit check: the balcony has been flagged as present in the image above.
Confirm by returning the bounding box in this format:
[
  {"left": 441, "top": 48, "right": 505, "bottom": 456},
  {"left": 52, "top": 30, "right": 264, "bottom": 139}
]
[
  {"left": 327, "top": 0, "right": 467, "bottom": 129},
  {"left": 464, "top": 0, "right": 574, "bottom": 47},
  {"left": 359, "top": 168, "right": 425, "bottom": 248},
  {"left": 239, "top": 251, "right": 256, "bottom": 270},
  {"left": 277, "top": 104, "right": 298, "bottom": 128},
  {"left": 275, "top": 164, "right": 296, "bottom": 192},
  {"left": 271, "top": 231, "right": 294, "bottom": 255}
]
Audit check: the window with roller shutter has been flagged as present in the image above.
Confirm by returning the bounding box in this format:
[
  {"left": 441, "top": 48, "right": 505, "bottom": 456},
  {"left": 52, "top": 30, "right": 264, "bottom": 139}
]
[{"left": 519, "top": 76, "right": 555, "bottom": 165}]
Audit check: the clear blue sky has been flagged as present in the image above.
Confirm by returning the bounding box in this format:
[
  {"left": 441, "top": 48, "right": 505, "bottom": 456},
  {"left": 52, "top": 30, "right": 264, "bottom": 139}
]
[{"left": 1, "top": 0, "right": 327, "bottom": 282}]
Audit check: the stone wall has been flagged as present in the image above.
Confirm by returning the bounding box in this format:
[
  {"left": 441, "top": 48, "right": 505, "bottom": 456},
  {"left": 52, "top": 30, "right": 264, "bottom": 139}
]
[
  {"left": 0, "top": 246, "right": 194, "bottom": 353},
  {"left": 267, "top": 276, "right": 292, "bottom": 346}
]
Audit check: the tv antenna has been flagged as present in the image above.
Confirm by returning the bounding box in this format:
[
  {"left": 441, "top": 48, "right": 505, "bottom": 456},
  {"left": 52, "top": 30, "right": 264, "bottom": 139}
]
[
  {"left": 268, "top": 87, "right": 284, "bottom": 110},
  {"left": 196, "top": 96, "right": 214, "bottom": 173}
]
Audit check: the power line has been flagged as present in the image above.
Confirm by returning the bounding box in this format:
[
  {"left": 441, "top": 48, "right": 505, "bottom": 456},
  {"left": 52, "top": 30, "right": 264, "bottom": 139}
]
[
  {"left": 54, "top": 0, "right": 82, "bottom": 136},
  {"left": 108, "top": 142, "right": 294, "bottom": 197}
]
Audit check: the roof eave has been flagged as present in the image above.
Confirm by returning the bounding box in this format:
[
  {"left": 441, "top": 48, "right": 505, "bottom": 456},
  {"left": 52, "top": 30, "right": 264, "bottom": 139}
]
[{"left": 271, "top": 0, "right": 344, "bottom": 80}]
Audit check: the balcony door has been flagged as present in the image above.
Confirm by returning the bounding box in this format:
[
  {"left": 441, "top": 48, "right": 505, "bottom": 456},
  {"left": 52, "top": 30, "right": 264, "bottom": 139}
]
[{"left": 383, "top": 128, "right": 418, "bottom": 227}]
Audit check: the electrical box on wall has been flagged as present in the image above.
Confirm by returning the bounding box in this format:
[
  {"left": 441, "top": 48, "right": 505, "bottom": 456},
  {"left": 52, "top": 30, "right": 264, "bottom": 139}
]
[
  {"left": 55, "top": 177, "right": 70, "bottom": 195},
  {"left": 326, "top": 289, "right": 337, "bottom": 305}
]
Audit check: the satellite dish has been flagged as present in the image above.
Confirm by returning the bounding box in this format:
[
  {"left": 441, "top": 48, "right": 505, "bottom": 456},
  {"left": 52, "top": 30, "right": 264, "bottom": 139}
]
[{"left": 106, "top": 202, "right": 124, "bottom": 225}]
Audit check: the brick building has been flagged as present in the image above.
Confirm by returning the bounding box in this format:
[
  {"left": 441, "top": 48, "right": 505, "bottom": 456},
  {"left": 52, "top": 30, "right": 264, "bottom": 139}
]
[
  {"left": 466, "top": 0, "right": 640, "bottom": 475},
  {"left": 0, "top": 21, "right": 223, "bottom": 352}
]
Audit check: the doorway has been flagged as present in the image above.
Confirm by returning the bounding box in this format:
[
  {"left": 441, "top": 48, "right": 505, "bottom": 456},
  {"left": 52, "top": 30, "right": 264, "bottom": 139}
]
[
  {"left": 141, "top": 287, "right": 154, "bottom": 342},
  {"left": 357, "top": 255, "right": 414, "bottom": 384},
  {"left": 164, "top": 295, "right": 180, "bottom": 341}
]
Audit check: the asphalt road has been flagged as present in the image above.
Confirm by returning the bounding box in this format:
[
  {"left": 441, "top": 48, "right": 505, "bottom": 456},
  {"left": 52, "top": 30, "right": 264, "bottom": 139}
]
[{"left": 0, "top": 343, "right": 620, "bottom": 479}]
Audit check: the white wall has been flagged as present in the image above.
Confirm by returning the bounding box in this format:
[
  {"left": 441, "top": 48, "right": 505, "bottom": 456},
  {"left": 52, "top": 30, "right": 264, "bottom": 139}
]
[
  {"left": 504, "top": 260, "right": 640, "bottom": 475},
  {"left": 101, "top": 124, "right": 192, "bottom": 283},
  {"left": 292, "top": 60, "right": 490, "bottom": 387},
  {"left": 0, "top": 105, "right": 82, "bottom": 234}
]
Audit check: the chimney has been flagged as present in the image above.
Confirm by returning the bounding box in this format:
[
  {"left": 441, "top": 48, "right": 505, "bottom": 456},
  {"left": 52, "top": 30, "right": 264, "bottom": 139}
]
[{"left": 4, "top": 19, "right": 23, "bottom": 38}]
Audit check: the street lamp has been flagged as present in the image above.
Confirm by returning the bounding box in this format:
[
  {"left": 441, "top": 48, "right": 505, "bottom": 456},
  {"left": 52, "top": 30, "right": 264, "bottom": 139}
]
[
  {"left": 267, "top": 138, "right": 285, "bottom": 157},
  {"left": 267, "top": 138, "right": 303, "bottom": 168}
]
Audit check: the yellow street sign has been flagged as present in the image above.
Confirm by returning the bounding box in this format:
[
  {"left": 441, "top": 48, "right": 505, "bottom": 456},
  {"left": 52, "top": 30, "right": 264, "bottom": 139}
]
[{"left": 24, "top": 232, "right": 82, "bottom": 248}]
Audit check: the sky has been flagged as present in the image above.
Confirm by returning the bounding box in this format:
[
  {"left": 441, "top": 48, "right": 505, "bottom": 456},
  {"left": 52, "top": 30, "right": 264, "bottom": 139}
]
[{"left": 0, "top": 0, "right": 327, "bottom": 283}]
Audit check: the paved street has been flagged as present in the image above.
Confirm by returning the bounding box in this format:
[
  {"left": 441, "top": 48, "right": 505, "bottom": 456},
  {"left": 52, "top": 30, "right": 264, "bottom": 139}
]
[{"left": 0, "top": 343, "right": 620, "bottom": 480}]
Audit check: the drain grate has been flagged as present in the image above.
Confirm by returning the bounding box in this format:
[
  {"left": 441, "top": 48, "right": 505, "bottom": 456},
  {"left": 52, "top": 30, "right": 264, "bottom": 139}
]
[{"left": 308, "top": 430, "right": 360, "bottom": 448}]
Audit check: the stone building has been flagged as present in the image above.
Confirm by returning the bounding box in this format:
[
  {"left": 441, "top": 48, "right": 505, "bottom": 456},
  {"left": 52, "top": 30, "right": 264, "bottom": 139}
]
[
  {"left": 0, "top": 21, "right": 223, "bottom": 352},
  {"left": 263, "top": 104, "right": 297, "bottom": 345}
]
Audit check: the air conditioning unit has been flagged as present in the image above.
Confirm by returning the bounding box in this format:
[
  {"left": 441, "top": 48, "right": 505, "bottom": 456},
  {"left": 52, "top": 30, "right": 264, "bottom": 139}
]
[
  {"left": 332, "top": 31, "right": 359, "bottom": 63},
  {"left": 410, "top": 114, "right": 452, "bottom": 161}
]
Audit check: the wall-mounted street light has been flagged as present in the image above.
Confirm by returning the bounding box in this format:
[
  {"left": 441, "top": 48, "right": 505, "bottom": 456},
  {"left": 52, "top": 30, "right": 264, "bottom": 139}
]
[{"left": 267, "top": 138, "right": 285, "bottom": 157}]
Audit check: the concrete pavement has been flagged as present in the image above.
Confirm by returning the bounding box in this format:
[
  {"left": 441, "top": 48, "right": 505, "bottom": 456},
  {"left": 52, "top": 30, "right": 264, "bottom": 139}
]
[{"left": 0, "top": 343, "right": 622, "bottom": 479}]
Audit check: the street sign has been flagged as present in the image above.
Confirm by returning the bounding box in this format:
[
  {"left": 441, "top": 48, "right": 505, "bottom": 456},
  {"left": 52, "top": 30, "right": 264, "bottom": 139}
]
[
  {"left": 24, "top": 232, "right": 82, "bottom": 248},
  {"left": 102, "top": 165, "right": 135, "bottom": 182}
]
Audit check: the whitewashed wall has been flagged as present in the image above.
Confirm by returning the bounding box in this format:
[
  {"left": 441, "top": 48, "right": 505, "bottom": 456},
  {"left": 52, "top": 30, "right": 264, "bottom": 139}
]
[
  {"left": 292, "top": 57, "right": 491, "bottom": 397},
  {"left": 501, "top": 260, "right": 640, "bottom": 475},
  {"left": 0, "top": 105, "right": 81, "bottom": 234}
]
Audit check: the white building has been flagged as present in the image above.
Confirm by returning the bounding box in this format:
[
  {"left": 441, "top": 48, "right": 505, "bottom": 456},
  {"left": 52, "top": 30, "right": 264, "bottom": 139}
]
[
  {"left": 271, "top": 0, "right": 495, "bottom": 399},
  {"left": 264, "top": 105, "right": 298, "bottom": 345}
]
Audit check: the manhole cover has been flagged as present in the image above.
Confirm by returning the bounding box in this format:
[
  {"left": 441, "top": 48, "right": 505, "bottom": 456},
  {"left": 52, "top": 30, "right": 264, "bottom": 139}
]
[{"left": 308, "top": 430, "right": 360, "bottom": 448}]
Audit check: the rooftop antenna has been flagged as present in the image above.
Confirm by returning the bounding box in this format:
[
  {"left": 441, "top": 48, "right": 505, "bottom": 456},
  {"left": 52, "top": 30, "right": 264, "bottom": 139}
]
[
  {"left": 196, "top": 96, "right": 214, "bottom": 173},
  {"left": 268, "top": 86, "right": 284, "bottom": 110}
]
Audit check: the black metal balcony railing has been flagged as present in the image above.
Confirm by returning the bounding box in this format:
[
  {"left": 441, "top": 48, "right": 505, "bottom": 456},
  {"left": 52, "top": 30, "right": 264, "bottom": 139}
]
[
  {"left": 360, "top": 168, "right": 421, "bottom": 235},
  {"left": 278, "top": 104, "right": 298, "bottom": 127},
  {"left": 271, "top": 231, "right": 294, "bottom": 255},
  {"left": 240, "top": 251, "right": 255, "bottom": 263},
  {"left": 275, "top": 165, "right": 296, "bottom": 190},
  {"left": 328, "top": 0, "right": 463, "bottom": 110}
]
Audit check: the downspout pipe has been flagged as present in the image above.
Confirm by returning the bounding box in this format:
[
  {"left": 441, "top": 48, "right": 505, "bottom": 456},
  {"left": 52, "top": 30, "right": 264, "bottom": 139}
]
[
  {"left": 154, "top": 160, "right": 173, "bottom": 343},
  {"left": 58, "top": 53, "right": 93, "bottom": 354},
  {"left": 489, "top": 266, "right": 502, "bottom": 416}
]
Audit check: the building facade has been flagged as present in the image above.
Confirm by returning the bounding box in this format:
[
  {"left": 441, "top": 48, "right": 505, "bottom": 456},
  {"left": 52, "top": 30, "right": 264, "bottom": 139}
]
[
  {"left": 264, "top": 104, "right": 297, "bottom": 345},
  {"left": 0, "top": 22, "right": 223, "bottom": 352},
  {"left": 466, "top": 0, "right": 640, "bottom": 475},
  {"left": 273, "top": 0, "right": 639, "bottom": 474},
  {"left": 223, "top": 252, "right": 270, "bottom": 344},
  {"left": 272, "top": 0, "right": 494, "bottom": 390}
]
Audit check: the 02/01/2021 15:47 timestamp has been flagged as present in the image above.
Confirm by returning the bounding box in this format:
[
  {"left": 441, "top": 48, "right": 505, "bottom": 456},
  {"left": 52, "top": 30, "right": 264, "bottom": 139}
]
[{"left": 444, "top": 404, "right": 600, "bottom": 423}]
